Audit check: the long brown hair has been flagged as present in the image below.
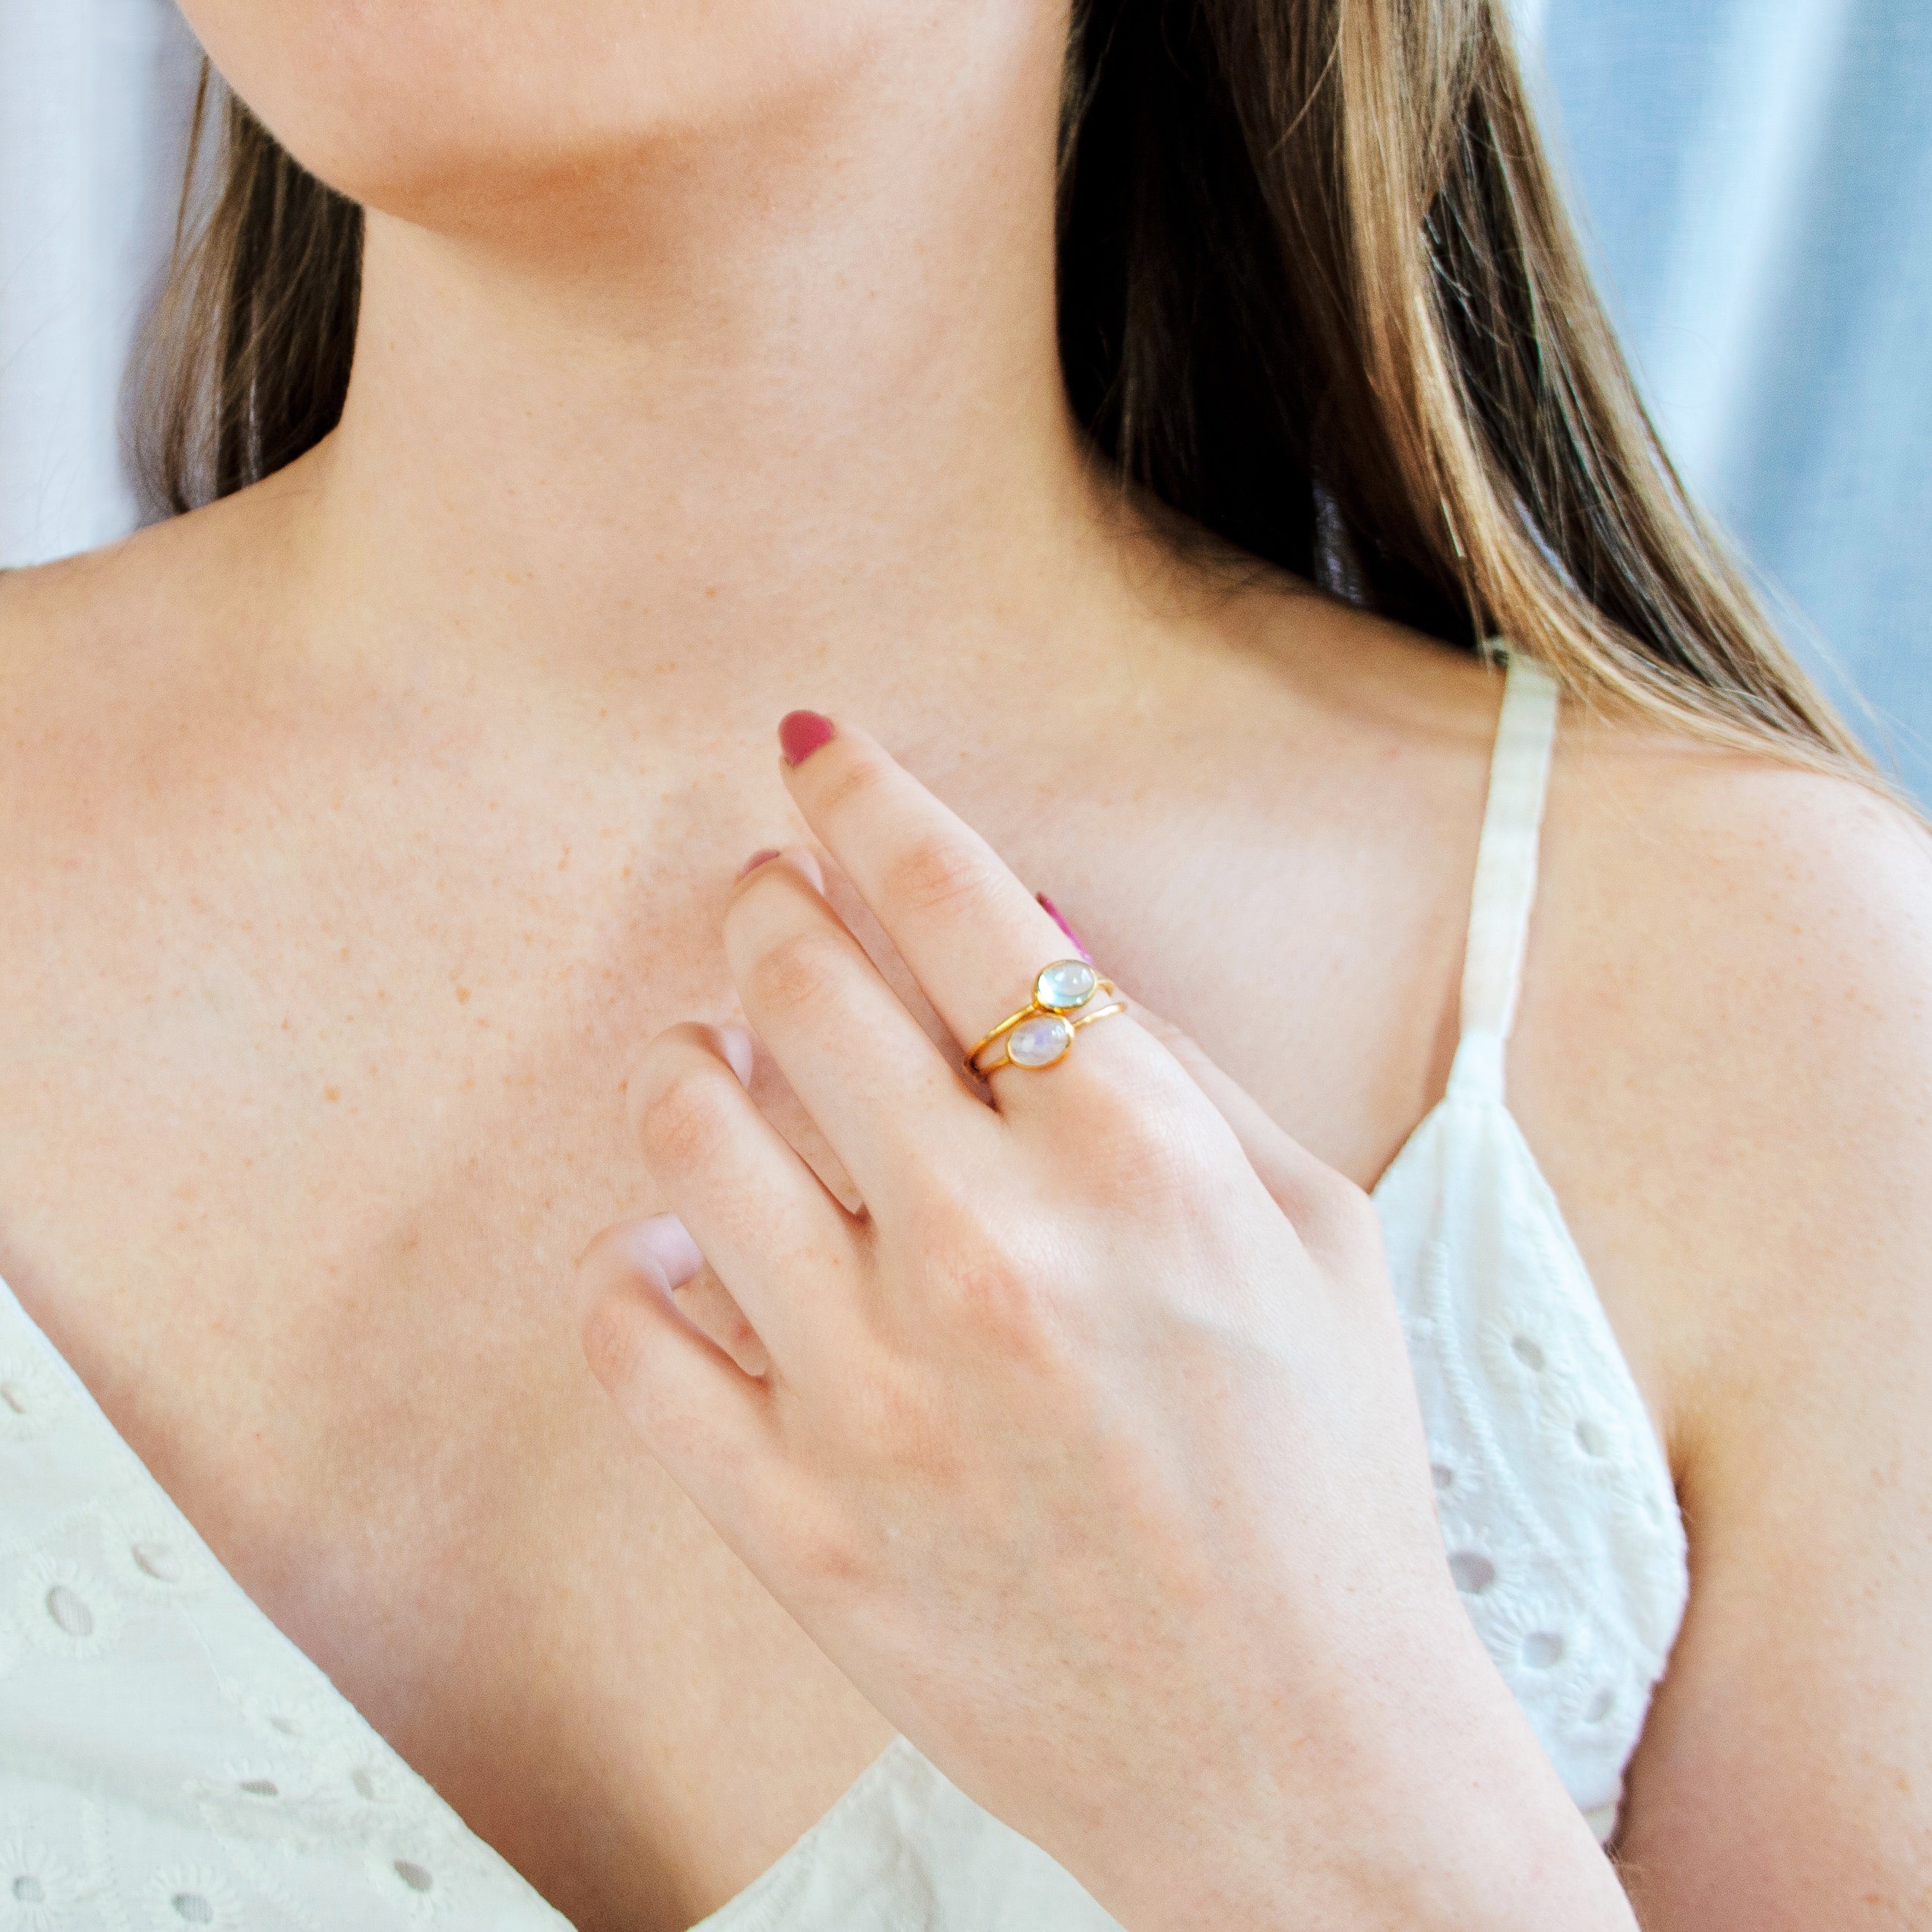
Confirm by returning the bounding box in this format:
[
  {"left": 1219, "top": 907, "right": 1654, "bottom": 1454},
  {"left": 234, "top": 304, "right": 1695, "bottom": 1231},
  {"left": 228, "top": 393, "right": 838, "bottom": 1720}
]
[
  {"left": 143, "top": 1, "right": 1874, "bottom": 776},
  {"left": 145, "top": 72, "right": 361, "bottom": 511}
]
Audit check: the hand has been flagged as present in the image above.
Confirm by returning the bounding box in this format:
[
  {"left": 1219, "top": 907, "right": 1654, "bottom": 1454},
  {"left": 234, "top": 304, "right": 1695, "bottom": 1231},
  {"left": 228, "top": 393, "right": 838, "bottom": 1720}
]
[{"left": 574, "top": 714, "right": 1633, "bottom": 1932}]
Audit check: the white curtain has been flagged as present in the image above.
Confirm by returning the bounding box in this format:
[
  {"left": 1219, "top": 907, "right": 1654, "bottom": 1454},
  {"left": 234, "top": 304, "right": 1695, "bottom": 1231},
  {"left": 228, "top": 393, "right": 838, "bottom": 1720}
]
[{"left": 4, "top": 1, "right": 1928, "bottom": 791}]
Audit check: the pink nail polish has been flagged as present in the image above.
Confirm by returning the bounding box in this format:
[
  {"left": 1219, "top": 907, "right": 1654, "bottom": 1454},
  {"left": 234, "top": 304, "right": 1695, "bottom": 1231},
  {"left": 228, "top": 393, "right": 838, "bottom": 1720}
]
[
  {"left": 779, "top": 710, "right": 836, "bottom": 767},
  {"left": 736, "top": 847, "right": 781, "bottom": 879},
  {"left": 1036, "top": 892, "right": 1093, "bottom": 963}
]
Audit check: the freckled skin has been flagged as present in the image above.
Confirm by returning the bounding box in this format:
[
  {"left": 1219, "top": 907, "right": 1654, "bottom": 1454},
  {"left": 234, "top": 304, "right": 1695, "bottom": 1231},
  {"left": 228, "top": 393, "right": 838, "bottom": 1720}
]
[{"left": 1, "top": 2, "right": 1928, "bottom": 1928}]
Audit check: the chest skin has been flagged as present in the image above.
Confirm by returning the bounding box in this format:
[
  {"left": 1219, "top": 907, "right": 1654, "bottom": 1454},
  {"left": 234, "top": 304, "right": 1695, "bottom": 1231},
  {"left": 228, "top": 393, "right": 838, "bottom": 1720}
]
[{"left": 0, "top": 588, "right": 1676, "bottom": 1932}]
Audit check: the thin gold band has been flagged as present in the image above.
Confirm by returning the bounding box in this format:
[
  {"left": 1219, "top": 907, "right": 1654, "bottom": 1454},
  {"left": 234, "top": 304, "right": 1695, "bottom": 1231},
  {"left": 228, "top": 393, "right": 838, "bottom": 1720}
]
[
  {"left": 969, "top": 998, "right": 1127, "bottom": 1075},
  {"left": 964, "top": 961, "right": 1123, "bottom": 1077}
]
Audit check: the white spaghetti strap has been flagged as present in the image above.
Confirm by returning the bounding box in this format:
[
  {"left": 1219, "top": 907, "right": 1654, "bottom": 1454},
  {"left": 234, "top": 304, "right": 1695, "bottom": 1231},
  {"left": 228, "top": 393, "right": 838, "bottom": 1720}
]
[{"left": 1449, "top": 651, "right": 1559, "bottom": 1096}]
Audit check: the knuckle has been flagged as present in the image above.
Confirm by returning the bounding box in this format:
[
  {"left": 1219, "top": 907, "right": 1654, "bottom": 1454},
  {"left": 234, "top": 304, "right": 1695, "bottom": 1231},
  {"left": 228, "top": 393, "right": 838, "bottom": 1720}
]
[
  {"left": 808, "top": 747, "right": 893, "bottom": 827},
  {"left": 786, "top": 1501, "right": 868, "bottom": 1595},
  {"left": 635, "top": 1390, "right": 711, "bottom": 1471},
  {"left": 865, "top": 1372, "right": 960, "bottom": 1477},
  {"left": 900, "top": 1167, "right": 986, "bottom": 1253},
  {"left": 741, "top": 925, "right": 847, "bottom": 1023},
  {"left": 579, "top": 1286, "right": 650, "bottom": 1396},
  {"left": 1077, "top": 1106, "right": 1226, "bottom": 1217},
  {"left": 581, "top": 1286, "right": 738, "bottom": 1472},
  {"left": 915, "top": 1213, "right": 1064, "bottom": 1359},
  {"left": 633, "top": 1059, "right": 737, "bottom": 1172},
  {"left": 945, "top": 1255, "right": 1062, "bottom": 1357},
  {"left": 879, "top": 828, "right": 1003, "bottom": 922}
]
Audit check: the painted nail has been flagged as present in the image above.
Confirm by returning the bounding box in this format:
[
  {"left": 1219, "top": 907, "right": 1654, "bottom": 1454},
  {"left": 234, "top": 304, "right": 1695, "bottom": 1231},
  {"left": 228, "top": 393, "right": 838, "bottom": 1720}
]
[
  {"left": 779, "top": 710, "right": 836, "bottom": 768},
  {"left": 736, "top": 847, "right": 781, "bottom": 879},
  {"left": 1036, "top": 892, "right": 1093, "bottom": 963}
]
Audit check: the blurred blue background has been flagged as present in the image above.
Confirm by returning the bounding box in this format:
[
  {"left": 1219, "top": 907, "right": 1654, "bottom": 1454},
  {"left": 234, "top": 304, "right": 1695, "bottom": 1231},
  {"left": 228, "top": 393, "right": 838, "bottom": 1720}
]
[
  {"left": 2, "top": 1, "right": 1928, "bottom": 792},
  {"left": 1527, "top": 0, "right": 1932, "bottom": 794}
]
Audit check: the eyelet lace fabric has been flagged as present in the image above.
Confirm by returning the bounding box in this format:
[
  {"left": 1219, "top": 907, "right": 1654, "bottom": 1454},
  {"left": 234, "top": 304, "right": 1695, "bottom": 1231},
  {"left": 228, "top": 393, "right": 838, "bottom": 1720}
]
[{"left": 0, "top": 653, "right": 1687, "bottom": 1929}]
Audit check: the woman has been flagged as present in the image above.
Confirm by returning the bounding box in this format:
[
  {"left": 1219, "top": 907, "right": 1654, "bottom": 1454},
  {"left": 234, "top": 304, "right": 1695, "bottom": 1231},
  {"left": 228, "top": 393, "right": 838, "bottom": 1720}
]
[{"left": 0, "top": 1, "right": 1925, "bottom": 1928}]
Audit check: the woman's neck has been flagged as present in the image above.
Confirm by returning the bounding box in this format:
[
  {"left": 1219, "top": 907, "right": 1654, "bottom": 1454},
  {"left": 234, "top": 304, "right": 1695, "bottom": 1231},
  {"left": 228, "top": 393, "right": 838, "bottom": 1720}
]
[{"left": 267, "top": 7, "right": 1162, "bottom": 742}]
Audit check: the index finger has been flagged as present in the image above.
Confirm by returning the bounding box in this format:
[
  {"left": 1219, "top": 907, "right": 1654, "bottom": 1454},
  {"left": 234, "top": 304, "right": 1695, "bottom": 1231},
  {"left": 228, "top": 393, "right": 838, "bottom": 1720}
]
[{"left": 773, "top": 711, "right": 1157, "bottom": 1087}]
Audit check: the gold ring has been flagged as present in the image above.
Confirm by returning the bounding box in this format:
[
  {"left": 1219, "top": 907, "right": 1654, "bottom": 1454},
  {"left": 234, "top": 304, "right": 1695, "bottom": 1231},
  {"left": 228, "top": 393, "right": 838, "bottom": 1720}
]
[{"left": 966, "top": 959, "right": 1127, "bottom": 1076}]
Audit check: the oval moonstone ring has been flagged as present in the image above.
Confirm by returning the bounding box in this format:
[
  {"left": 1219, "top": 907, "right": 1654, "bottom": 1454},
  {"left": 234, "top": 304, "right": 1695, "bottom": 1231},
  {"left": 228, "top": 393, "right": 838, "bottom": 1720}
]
[
  {"left": 1006, "top": 1012, "right": 1076, "bottom": 1068},
  {"left": 966, "top": 959, "right": 1126, "bottom": 1077},
  {"left": 1034, "top": 959, "right": 1098, "bottom": 1012}
]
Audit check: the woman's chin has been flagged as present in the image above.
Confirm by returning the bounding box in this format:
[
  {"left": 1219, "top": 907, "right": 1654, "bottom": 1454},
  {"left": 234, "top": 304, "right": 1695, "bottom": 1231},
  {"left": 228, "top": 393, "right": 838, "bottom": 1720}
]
[{"left": 177, "top": 0, "right": 907, "bottom": 228}]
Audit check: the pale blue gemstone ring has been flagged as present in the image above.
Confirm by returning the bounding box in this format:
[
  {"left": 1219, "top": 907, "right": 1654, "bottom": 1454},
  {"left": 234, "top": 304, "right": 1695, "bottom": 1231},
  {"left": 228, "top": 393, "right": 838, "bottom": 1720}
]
[{"left": 965, "top": 959, "right": 1129, "bottom": 1077}]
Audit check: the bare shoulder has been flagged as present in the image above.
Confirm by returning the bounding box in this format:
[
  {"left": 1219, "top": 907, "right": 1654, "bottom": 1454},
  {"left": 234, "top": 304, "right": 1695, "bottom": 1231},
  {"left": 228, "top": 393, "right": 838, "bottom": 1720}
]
[
  {"left": 1, "top": 541, "right": 155, "bottom": 870},
  {"left": 0, "top": 492, "right": 321, "bottom": 1060},
  {"left": 1541, "top": 706, "right": 1932, "bottom": 1083},
  {"left": 0, "top": 538, "right": 143, "bottom": 720},
  {"left": 1517, "top": 699, "right": 1932, "bottom": 1456},
  {"left": 3, "top": 518, "right": 190, "bottom": 765},
  {"left": 0, "top": 486, "right": 301, "bottom": 845},
  {"left": 1516, "top": 714, "right": 1932, "bottom": 1924}
]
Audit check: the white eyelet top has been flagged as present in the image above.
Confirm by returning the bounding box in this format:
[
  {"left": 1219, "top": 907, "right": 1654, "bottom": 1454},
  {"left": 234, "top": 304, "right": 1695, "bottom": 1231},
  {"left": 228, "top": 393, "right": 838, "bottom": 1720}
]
[{"left": 0, "top": 652, "right": 1687, "bottom": 1931}]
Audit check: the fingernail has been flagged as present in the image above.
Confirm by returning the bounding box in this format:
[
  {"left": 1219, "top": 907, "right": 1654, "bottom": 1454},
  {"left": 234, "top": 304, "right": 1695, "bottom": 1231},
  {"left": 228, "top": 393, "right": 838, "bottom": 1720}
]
[
  {"left": 1036, "top": 891, "right": 1093, "bottom": 964},
  {"left": 736, "top": 847, "right": 781, "bottom": 879},
  {"left": 779, "top": 710, "right": 836, "bottom": 767},
  {"left": 715, "top": 1023, "right": 755, "bottom": 1088},
  {"left": 630, "top": 1212, "right": 704, "bottom": 1291}
]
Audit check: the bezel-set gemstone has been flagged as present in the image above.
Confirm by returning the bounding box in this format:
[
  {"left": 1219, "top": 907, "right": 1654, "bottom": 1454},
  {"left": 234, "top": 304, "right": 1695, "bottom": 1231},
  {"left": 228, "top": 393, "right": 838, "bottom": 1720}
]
[
  {"left": 1007, "top": 1013, "right": 1075, "bottom": 1068},
  {"left": 1034, "top": 960, "right": 1098, "bottom": 1013}
]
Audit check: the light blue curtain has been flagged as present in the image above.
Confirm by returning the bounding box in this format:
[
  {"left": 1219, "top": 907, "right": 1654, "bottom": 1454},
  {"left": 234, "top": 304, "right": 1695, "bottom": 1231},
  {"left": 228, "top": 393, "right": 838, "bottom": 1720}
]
[{"left": 1523, "top": 0, "right": 1932, "bottom": 796}]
